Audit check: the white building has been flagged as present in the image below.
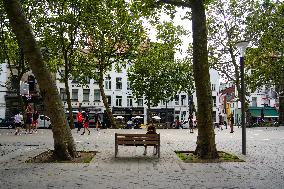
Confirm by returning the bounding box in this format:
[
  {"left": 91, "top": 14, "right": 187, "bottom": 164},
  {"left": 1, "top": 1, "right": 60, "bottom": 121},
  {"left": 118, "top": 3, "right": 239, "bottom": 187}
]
[
  {"left": 0, "top": 63, "right": 8, "bottom": 118},
  {"left": 248, "top": 86, "right": 277, "bottom": 108},
  {"left": 56, "top": 65, "right": 220, "bottom": 125},
  {"left": 219, "top": 82, "right": 278, "bottom": 125},
  {"left": 0, "top": 62, "right": 221, "bottom": 123}
]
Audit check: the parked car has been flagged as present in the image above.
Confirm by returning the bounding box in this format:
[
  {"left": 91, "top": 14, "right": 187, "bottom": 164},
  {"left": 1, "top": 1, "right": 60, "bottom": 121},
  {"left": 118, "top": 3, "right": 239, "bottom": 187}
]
[
  {"left": 37, "top": 115, "right": 52, "bottom": 129},
  {"left": 181, "top": 120, "right": 189, "bottom": 129},
  {"left": 0, "top": 117, "right": 15, "bottom": 129},
  {"left": 65, "top": 111, "right": 78, "bottom": 128},
  {"left": 181, "top": 120, "right": 198, "bottom": 129}
]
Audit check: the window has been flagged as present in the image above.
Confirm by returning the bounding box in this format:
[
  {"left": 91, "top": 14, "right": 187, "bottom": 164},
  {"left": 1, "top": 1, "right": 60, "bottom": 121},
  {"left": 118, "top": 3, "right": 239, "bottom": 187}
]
[
  {"left": 83, "top": 89, "right": 90, "bottom": 102},
  {"left": 106, "top": 95, "right": 111, "bottom": 106},
  {"left": 211, "top": 84, "right": 216, "bottom": 91},
  {"left": 116, "top": 96, "right": 122, "bottom": 106},
  {"left": 181, "top": 95, "right": 186, "bottom": 106},
  {"left": 127, "top": 81, "right": 131, "bottom": 90},
  {"left": 60, "top": 88, "right": 67, "bottom": 101},
  {"left": 127, "top": 96, "right": 133, "bottom": 107},
  {"left": 181, "top": 111, "right": 186, "bottom": 121},
  {"left": 94, "top": 89, "right": 100, "bottom": 102},
  {"left": 105, "top": 75, "right": 111, "bottom": 90},
  {"left": 212, "top": 96, "right": 216, "bottom": 107},
  {"left": 72, "top": 89, "right": 78, "bottom": 101},
  {"left": 252, "top": 97, "right": 257, "bottom": 107},
  {"left": 137, "top": 98, "right": 143, "bottom": 107},
  {"left": 175, "top": 95, "right": 179, "bottom": 105},
  {"left": 116, "top": 77, "right": 122, "bottom": 90}
]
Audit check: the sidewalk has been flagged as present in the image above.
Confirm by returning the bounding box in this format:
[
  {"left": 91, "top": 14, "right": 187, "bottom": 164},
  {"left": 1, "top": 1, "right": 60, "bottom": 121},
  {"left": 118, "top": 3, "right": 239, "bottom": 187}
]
[{"left": 0, "top": 126, "right": 284, "bottom": 189}]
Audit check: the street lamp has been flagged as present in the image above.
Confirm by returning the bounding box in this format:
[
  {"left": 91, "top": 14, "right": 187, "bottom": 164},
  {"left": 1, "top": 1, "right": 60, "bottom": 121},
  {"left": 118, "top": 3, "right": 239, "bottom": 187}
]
[{"left": 236, "top": 41, "right": 249, "bottom": 155}]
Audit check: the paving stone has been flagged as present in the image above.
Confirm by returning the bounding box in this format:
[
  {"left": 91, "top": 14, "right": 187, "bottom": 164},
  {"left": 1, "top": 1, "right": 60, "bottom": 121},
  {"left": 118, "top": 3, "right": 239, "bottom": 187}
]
[{"left": 0, "top": 127, "right": 284, "bottom": 188}]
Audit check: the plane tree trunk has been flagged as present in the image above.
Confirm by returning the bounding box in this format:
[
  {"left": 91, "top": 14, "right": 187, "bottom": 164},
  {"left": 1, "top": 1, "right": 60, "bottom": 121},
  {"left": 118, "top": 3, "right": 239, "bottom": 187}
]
[
  {"left": 98, "top": 71, "right": 116, "bottom": 128},
  {"left": 191, "top": 0, "right": 218, "bottom": 159},
  {"left": 3, "top": 0, "right": 77, "bottom": 160}
]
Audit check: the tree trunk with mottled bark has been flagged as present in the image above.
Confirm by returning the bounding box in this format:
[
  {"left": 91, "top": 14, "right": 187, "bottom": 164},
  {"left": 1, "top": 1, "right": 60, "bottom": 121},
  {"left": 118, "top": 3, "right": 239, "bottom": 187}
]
[
  {"left": 64, "top": 73, "right": 74, "bottom": 129},
  {"left": 98, "top": 71, "right": 116, "bottom": 128},
  {"left": 3, "top": 0, "right": 77, "bottom": 160},
  {"left": 191, "top": 0, "right": 218, "bottom": 159},
  {"left": 279, "top": 73, "right": 284, "bottom": 125}
]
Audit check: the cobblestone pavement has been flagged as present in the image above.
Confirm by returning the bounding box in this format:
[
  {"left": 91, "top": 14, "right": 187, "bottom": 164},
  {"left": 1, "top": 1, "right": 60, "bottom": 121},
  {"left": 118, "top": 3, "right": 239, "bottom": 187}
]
[{"left": 0, "top": 126, "right": 284, "bottom": 189}]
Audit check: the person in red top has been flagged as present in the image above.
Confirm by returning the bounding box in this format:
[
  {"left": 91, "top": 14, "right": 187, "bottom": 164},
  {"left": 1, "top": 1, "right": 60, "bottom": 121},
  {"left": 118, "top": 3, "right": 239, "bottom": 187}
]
[
  {"left": 76, "top": 109, "right": 83, "bottom": 133},
  {"left": 81, "top": 111, "right": 90, "bottom": 135}
]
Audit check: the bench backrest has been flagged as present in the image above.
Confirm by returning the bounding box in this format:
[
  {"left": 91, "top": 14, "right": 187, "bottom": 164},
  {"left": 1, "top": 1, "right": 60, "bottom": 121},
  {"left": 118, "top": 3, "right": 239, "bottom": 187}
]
[{"left": 115, "top": 133, "right": 160, "bottom": 146}]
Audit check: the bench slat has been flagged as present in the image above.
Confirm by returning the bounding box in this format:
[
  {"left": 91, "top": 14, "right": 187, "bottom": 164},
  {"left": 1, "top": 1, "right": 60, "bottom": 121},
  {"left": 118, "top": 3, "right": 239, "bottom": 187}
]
[
  {"left": 116, "top": 134, "right": 159, "bottom": 137},
  {"left": 116, "top": 137, "right": 159, "bottom": 141},
  {"left": 115, "top": 133, "right": 160, "bottom": 158},
  {"left": 117, "top": 141, "right": 159, "bottom": 145}
]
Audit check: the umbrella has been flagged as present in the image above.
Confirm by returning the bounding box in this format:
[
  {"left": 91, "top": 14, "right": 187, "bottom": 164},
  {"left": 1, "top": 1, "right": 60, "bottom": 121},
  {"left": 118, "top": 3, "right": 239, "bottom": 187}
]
[
  {"left": 152, "top": 116, "right": 161, "bottom": 120},
  {"left": 115, "top": 116, "right": 124, "bottom": 119},
  {"left": 134, "top": 115, "right": 143, "bottom": 119}
]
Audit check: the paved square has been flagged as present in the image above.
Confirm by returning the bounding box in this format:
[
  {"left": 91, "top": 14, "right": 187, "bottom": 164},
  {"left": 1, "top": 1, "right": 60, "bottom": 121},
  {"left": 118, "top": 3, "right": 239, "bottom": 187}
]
[{"left": 0, "top": 126, "right": 284, "bottom": 189}]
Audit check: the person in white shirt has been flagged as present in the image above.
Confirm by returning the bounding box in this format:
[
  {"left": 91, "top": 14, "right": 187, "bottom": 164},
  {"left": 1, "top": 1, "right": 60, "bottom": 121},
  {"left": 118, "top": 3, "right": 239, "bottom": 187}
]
[{"left": 14, "top": 112, "right": 23, "bottom": 135}]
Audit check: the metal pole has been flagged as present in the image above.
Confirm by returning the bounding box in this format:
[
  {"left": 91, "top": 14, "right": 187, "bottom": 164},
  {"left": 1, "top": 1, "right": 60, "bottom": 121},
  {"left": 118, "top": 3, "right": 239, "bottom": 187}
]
[{"left": 240, "top": 56, "right": 246, "bottom": 155}]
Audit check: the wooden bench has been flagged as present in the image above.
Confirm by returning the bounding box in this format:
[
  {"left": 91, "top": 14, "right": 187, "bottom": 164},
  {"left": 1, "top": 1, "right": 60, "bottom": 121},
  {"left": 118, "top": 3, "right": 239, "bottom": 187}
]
[{"left": 115, "top": 133, "right": 160, "bottom": 158}]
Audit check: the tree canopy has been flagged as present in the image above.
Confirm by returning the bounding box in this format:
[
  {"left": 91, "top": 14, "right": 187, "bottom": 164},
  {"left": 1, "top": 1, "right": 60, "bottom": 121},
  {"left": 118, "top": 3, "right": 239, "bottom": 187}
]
[
  {"left": 245, "top": 0, "right": 284, "bottom": 92},
  {"left": 128, "top": 21, "right": 194, "bottom": 111},
  {"left": 207, "top": 0, "right": 255, "bottom": 100}
]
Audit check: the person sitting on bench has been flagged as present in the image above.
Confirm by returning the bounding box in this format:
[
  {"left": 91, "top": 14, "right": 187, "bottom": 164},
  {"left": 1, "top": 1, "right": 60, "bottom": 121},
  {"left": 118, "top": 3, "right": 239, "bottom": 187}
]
[{"left": 143, "top": 124, "right": 157, "bottom": 155}]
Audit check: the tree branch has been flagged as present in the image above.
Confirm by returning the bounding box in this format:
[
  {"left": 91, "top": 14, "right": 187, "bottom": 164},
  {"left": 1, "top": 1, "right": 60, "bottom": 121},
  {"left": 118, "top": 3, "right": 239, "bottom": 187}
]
[{"left": 157, "top": 0, "right": 191, "bottom": 8}]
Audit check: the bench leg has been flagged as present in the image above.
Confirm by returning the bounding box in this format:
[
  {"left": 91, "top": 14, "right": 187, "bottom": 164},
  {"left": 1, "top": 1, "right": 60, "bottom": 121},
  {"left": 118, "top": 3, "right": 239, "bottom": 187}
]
[{"left": 115, "top": 146, "right": 118, "bottom": 158}]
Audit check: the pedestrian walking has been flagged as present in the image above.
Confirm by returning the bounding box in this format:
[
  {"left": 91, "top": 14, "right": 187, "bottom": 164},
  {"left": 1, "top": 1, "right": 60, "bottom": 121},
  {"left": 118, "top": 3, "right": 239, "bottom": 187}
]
[
  {"left": 94, "top": 112, "right": 100, "bottom": 131},
  {"left": 229, "top": 113, "right": 234, "bottom": 133},
  {"left": 81, "top": 111, "right": 90, "bottom": 135},
  {"left": 14, "top": 111, "right": 23, "bottom": 135},
  {"left": 224, "top": 120, "right": 227, "bottom": 129},
  {"left": 175, "top": 118, "right": 181, "bottom": 129},
  {"left": 32, "top": 109, "right": 39, "bottom": 133},
  {"left": 218, "top": 113, "right": 223, "bottom": 131},
  {"left": 76, "top": 109, "right": 83, "bottom": 133},
  {"left": 189, "top": 115, "right": 194, "bottom": 133},
  {"left": 25, "top": 104, "right": 33, "bottom": 134},
  {"left": 126, "top": 119, "right": 133, "bottom": 129}
]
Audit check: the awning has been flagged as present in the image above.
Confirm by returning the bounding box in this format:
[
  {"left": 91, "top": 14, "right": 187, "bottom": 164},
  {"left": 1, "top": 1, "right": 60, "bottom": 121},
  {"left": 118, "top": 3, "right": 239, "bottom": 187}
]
[{"left": 248, "top": 107, "right": 279, "bottom": 118}]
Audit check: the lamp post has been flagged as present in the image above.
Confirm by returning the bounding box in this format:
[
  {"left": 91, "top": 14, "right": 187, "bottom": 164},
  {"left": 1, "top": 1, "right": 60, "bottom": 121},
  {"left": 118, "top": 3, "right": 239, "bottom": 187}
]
[{"left": 236, "top": 41, "right": 249, "bottom": 155}]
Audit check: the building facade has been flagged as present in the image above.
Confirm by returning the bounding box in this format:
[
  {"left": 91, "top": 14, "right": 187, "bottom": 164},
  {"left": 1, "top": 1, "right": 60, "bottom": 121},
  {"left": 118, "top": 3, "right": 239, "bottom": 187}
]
[
  {"left": 0, "top": 62, "right": 221, "bottom": 124},
  {"left": 56, "top": 65, "right": 220, "bottom": 125},
  {"left": 219, "top": 82, "right": 279, "bottom": 125}
]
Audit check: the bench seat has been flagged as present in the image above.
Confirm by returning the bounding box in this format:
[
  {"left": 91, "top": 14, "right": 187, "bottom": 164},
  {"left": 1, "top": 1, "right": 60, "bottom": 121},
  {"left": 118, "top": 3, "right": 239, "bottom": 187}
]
[{"left": 115, "top": 133, "right": 160, "bottom": 157}]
